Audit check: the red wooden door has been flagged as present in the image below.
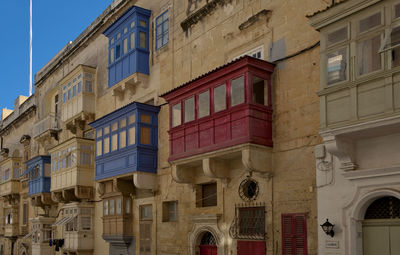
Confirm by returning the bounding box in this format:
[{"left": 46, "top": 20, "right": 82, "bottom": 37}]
[
  {"left": 237, "top": 240, "right": 266, "bottom": 255},
  {"left": 199, "top": 245, "right": 217, "bottom": 255},
  {"left": 281, "top": 214, "right": 307, "bottom": 255}
]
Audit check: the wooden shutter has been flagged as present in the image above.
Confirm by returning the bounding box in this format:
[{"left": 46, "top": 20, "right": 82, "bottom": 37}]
[{"left": 281, "top": 213, "right": 307, "bottom": 255}]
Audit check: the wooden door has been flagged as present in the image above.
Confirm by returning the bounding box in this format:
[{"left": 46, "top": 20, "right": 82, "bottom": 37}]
[
  {"left": 363, "top": 222, "right": 400, "bottom": 255},
  {"left": 199, "top": 245, "right": 217, "bottom": 255},
  {"left": 237, "top": 240, "right": 265, "bottom": 255}
]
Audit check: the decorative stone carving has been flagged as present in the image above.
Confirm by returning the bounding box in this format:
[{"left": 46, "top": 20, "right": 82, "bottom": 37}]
[
  {"left": 324, "top": 135, "right": 357, "bottom": 171},
  {"left": 188, "top": 214, "right": 226, "bottom": 255}
]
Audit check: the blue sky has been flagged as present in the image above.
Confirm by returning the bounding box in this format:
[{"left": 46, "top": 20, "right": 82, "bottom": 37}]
[{"left": 0, "top": 0, "right": 112, "bottom": 110}]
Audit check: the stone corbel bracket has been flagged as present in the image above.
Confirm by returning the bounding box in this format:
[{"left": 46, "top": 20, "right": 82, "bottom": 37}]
[
  {"left": 203, "top": 158, "right": 230, "bottom": 186},
  {"left": 112, "top": 73, "right": 149, "bottom": 100},
  {"left": 113, "top": 178, "right": 134, "bottom": 196},
  {"left": 133, "top": 172, "right": 158, "bottom": 192},
  {"left": 241, "top": 145, "right": 273, "bottom": 178},
  {"left": 323, "top": 134, "right": 357, "bottom": 171},
  {"left": 171, "top": 143, "right": 273, "bottom": 184},
  {"left": 172, "top": 164, "right": 196, "bottom": 184}
]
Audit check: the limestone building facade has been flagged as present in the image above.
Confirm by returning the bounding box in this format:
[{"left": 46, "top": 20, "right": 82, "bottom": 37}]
[
  {"left": 0, "top": 0, "right": 328, "bottom": 254},
  {"left": 309, "top": 0, "right": 400, "bottom": 254}
]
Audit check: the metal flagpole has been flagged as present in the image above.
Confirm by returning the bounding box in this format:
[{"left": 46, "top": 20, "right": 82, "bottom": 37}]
[{"left": 29, "top": 0, "right": 32, "bottom": 96}]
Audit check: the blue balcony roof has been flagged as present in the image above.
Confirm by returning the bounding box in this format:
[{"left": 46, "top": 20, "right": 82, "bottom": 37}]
[
  {"left": 103, "top": 6, "right": 151, "bottom": 37},
  {"left": 90, "top": 102, "right": 160, "bottom": 181}
]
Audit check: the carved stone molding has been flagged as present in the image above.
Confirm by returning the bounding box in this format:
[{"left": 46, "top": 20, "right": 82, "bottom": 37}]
[{"left": 188, "top": 214, "right": 226, "bottom": 255}]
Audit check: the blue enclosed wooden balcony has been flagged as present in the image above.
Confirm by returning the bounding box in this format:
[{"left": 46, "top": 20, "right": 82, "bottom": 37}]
[
  {"left": 25, "top": 156, "right": 51, "bottom": 196},
  {"left": 90, "top": 102, "right": 160, "bottom": 187},
  {"left": 103, "top": 6, "right": 151, "bottom": 88}
]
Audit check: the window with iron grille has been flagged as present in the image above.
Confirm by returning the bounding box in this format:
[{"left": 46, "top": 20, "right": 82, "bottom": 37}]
[
  {"left": 239, "top": 207, "right": 265, "bottom": 238},
  {"left": 229, "top": 204, "right": 265, "bottom": 240},
  {"left": 364, "top": 196, "right": 400, "bottom": 219},
  {"left": 281, "top": 213, "right": 307, "bottom": 255}
]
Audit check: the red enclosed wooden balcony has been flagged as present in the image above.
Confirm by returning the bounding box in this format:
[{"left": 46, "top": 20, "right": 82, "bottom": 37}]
[{"left": 162, "top": 56, "right": 275, "bottom": 162}]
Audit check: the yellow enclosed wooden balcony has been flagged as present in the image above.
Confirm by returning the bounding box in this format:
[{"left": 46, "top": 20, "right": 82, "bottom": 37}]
[
  {"left": 49, "top": 137, "right": 94, "bottom": 202},
  {"left": 4, "top": 206, "right": 19, "bottom": 237},
  {"left": 53, "top": 202, "right": 94, "bottom": 253},
  {"left": 0, "top": 157, "right": 22, "bottom": 200},
  {"left": 60, "top": 65, "right": 96, "bottom": 134}
]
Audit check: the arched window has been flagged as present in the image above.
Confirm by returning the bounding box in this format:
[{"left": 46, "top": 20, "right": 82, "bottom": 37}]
[
  {"left": 365, "top": 196, "right": 400, "bottom": 219},
  {"left": 200, "top": 232, "right": 216, "bottom": 245}
]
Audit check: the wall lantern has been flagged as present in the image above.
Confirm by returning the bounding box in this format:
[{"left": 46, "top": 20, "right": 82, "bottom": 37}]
[{"left": 320, "top": 219, "right": 334, "bottom": 237}]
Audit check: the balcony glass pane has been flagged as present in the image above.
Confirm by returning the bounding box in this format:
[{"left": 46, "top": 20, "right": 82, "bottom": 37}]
[
  {"left": 111, "top": 134, "right": 118, "bottom": 151},
  {"left": 140, "top": 32, "right": 146, "bottom": 48},
  {"left": 172, "top": 104, "right": 181, "bottom": 127},
  {"left": 128, "top": 127, "right": 136, "bottom": 145},
  {"left": 116, "top": 44, "right": 121, "bottom": 59},
  {"left": 123, "top": 38, "right": 128, "bottom": 54},
  {"left": 252, "top": 76, "right": 267, "bottom": 105},
  {"left": 116, "top": 198, "right": 122, "bottom": 214},
  {"left": 109, "top": 199, "right": 115, "bottom": 215},
  {"left": 359, "top": 12, "right": 381, "bottom": 33},
  {"left": 96, "top": 129, "right": 102, "bottom": 138},
  {"left": 140, "top": 127, "right": 151, "bottom": 145},
  {"left": 96, "top": 141, "right": 102, "bottom": 156},
  {"left": 110, "top": 48, "right": 114, "bottom": 63},
  {"left": 104, "top": 137, "right": 110, "bottom": 154},
  {"left": 184, "top": 97, "right": 195, "bottom": 123},
  {"left": 120, "top": 131, "right": 126, "bottom": 148},
  {"left": 213, "top": 84, "right": 226, "bottom": 113},
  {"left": 141, "top": 114, "right": 151, "bottom": 124},
  {"left": 129, "top": 114, "right": 136, "bottom": 124},
  {"left": 104, "top": 200, "right": 108, "bottom": 216},
  {"left": 81, "top": 216, "right": 91, "bottom": 230},
  {"left": 120, "top": 118, "right": 126, "bottom": 128},
  {"left": 358, "top": 35, "right": 381, "bottom": 75},
  {"left": 104, "top": 126, "right": 110, "bottom": 135},
  {"left": 198, "top": 90, "right": 210, "bottom": 118},
  {"left": 125, "top": 198, "right": 131, "bottom": 214},
  {"left": 112, "top": 122, "right": 118, "bottom": 132},
  {"left": 327, "top": 27, "right": 348, "bottom": 47},
  {"left": 231, "top": 76, "right": 245, "bottom": 106},
  {"left": 327, "top": 48, "right": 347, "bottom": 85},
  {"left": 391, "top": 27, "right": 400, "bottom": 67},
  {"left": 130, "top": 32, "right": 135, "bottom": 49}
]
